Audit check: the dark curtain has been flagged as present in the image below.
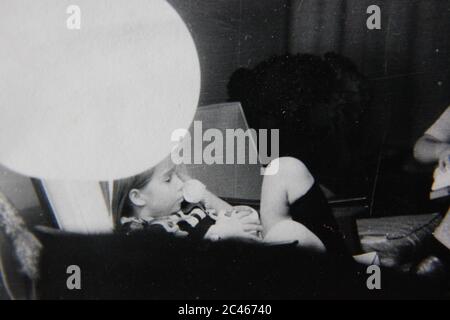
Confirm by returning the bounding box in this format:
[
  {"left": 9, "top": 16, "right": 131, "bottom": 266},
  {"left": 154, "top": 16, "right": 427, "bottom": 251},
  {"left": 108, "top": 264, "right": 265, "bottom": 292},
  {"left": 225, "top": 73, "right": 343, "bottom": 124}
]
[{"left": 289, "top": 0, "right": 450, "bottom": 215}]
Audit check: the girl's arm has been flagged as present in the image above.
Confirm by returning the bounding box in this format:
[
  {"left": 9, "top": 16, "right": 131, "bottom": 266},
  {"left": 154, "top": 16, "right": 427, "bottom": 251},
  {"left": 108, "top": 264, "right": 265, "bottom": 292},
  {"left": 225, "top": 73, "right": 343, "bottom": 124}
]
[{"left": 202, "top": 189, "right": 233, "bottom": 212}]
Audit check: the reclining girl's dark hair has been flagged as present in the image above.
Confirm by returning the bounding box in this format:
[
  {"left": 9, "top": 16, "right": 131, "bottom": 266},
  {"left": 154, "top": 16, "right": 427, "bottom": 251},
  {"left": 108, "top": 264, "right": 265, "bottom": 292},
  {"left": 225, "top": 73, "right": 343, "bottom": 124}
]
[{"left": 112, "top": 168, "right": 155, "bottom": 226}]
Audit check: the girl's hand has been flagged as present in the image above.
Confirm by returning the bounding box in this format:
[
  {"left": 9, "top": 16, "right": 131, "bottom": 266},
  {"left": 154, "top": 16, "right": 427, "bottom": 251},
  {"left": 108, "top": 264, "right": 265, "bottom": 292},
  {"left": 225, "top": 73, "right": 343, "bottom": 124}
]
[
  {"left": 205, "top": 209, "right": 263, "bottom": 241},
  {"left": 232, "top": 206, "right": 260, "bottom": 225}
]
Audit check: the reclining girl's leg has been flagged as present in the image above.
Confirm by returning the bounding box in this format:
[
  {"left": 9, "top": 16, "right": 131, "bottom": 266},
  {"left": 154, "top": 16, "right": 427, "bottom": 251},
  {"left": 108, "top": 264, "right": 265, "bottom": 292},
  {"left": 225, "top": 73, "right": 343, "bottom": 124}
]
[{"left": 260, "top": 157, "right": 350, "bottom": 259}]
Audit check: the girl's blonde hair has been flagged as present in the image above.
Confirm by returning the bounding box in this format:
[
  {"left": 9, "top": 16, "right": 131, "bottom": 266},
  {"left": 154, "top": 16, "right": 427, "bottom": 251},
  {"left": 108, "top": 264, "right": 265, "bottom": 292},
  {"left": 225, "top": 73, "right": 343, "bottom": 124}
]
[{"left": 112, "top": 168, "right": 155, "bottom": 226}]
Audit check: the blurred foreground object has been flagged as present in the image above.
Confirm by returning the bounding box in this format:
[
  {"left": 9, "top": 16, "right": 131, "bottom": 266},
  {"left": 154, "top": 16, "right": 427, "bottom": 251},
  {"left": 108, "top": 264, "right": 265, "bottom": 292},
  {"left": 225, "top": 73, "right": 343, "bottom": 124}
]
[{"left": 0, "top": 0, "right": 200, "bottom": 180}]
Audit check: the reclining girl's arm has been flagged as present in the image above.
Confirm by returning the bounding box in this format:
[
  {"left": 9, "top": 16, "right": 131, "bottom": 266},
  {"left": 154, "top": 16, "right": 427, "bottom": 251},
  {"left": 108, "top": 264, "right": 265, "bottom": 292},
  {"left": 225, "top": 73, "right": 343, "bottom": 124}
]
[{"left": 202, "top": 189, "right": 233, "bottom": 212}]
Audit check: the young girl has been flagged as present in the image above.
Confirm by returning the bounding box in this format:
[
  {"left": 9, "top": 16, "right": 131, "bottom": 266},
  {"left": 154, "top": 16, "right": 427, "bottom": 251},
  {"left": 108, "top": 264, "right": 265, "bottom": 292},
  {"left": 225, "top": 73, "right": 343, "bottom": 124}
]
[{"left": 113, "top": 156, "right": 349, "bottom": 257}]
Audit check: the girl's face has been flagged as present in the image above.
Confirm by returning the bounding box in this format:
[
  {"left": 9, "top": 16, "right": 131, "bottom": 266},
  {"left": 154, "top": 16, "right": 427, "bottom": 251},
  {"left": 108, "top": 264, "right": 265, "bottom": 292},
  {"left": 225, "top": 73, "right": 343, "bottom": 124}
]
[{"left": 132, "top": 158, "right": 184, "bottom": 219}]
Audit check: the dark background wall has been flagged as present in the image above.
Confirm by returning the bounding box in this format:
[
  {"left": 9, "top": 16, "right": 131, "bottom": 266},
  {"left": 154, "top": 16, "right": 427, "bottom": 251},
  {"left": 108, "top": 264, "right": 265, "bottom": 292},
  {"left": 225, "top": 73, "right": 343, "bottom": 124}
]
[
  {"left": 169, "top": 0, "right": 290, "bottom": 105},
  {"left": 288, "top": 0, "right": 450, "bottom": 215},
  {"left": 170, "top": 0, "right": 450, "bottom": 157}
]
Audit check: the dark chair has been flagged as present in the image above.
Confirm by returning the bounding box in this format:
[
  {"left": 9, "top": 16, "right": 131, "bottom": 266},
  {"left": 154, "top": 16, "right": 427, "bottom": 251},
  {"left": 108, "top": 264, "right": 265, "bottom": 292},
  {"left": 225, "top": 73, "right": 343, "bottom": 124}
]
[{"left": 33, "top": 226, "right": 440, "bottom": 299}]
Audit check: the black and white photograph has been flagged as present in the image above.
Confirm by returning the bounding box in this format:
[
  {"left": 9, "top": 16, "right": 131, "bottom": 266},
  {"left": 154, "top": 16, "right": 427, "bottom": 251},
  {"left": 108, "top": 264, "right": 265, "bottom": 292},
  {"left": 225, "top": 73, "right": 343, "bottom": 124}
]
[{"left": 0, "top": 0, "right": 449, "bottom": 302}]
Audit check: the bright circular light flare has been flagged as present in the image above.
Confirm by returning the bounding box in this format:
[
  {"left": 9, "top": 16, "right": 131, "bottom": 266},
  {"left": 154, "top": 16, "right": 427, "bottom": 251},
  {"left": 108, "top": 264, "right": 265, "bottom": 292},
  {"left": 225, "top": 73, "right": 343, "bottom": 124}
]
[{"left": 0, "top": 0, "right": 200, "bottom": 180}]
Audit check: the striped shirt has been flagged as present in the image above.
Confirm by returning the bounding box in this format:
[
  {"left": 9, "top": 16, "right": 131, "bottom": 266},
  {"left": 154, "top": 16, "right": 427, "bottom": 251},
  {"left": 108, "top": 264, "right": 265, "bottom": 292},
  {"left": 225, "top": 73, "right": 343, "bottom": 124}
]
[{"left": 120, "top": 202, "right": 216, "bottom": 239}]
